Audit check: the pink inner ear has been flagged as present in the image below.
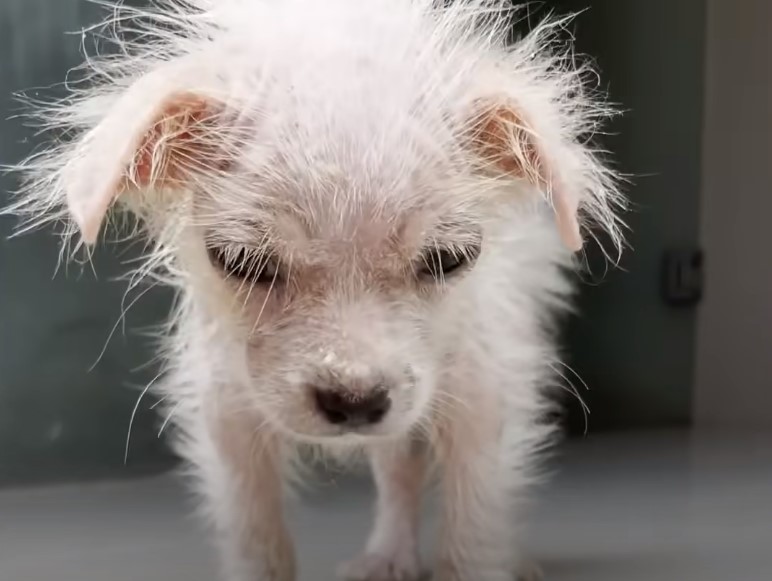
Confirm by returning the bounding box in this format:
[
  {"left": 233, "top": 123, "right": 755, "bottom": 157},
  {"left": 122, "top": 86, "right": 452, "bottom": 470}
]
[
  {"left": 470, "top": 101, "right": 583, "bottom": 251},
  {"left": 131, "top": 94, "right": 220, "bottom": 188}
]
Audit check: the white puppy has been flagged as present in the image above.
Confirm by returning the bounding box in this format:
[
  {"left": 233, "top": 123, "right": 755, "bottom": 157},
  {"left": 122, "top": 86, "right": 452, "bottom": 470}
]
[{"left": 9, "top": 1, "right": 624, "bottom": 580}]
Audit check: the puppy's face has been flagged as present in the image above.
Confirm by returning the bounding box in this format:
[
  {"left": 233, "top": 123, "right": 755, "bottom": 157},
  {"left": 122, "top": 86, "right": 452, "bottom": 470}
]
[
  {"left": 24, "top": 43, "right": 619, "bottom": 443},
  {"left": 192, "top": 167, "right": 485, "bottom": 441}
]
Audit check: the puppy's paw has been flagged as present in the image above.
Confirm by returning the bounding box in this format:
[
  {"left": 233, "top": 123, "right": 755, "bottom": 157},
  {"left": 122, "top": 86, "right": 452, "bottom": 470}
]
[{"left": 338, "top": 551, "right": 426, "bottom": 581}]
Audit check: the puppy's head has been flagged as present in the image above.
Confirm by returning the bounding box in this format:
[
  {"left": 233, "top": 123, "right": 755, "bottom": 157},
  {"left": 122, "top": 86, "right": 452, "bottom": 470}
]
[{"left": 10, "top": 1, "right": 623, "bottom": 442}]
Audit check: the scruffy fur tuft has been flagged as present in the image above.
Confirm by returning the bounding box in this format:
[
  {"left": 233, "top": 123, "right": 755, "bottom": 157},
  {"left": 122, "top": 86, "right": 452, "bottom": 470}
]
[{"left": 6, "top": 1, "right": 625, "bottom": 580}]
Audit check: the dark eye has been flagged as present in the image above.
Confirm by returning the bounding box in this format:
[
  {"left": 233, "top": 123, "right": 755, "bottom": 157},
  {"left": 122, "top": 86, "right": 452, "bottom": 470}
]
[
  {"left": 418, "top": 243, "right": 481, "bottom": 281},
  {"left": 207, "top": 246, "right": 280, "bottom": 284}
]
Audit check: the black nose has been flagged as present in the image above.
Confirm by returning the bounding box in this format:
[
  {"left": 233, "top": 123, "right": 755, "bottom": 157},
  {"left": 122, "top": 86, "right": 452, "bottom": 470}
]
[{"left": 313, "top": 387, "right": 392, "bottom": 427}]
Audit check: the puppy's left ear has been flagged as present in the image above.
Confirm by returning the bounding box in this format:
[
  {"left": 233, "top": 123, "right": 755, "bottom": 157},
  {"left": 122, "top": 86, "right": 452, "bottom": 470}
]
[
  {"left": 63, "top": 80, "right": 228, "bottom": 244},
  {"left": 469, "top": 99, "right": 583, "bottom": 251}
]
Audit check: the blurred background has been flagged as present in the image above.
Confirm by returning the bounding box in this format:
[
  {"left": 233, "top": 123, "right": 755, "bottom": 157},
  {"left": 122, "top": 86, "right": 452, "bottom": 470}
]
[{"left": 0, "top": 1, "right": 769, "bottom": 581}]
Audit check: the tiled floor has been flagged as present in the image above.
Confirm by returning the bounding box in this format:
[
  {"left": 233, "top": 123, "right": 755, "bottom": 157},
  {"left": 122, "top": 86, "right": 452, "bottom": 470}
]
[{"left": 1, "top": 430, "right": 770, "bottom": 581}]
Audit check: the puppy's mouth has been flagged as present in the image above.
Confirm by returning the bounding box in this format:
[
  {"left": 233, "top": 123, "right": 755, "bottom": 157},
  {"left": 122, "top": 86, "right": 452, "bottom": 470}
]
[{"left": 277, "top": 417, "right": 405, "bottom": 443}]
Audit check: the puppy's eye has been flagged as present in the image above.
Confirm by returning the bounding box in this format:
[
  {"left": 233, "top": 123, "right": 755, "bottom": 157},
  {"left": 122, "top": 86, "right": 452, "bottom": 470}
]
[
  {"left": 418, "top": 243, "right": 481, "bottom": 281},
  {"left": 207, "top": 246, "right": 280, "bottom": 284}
]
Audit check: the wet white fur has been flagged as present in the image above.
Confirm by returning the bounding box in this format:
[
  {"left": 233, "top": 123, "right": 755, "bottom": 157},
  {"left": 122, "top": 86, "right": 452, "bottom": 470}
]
[{"left": 7, "top": 1, "right": 625, "bottom": 580}]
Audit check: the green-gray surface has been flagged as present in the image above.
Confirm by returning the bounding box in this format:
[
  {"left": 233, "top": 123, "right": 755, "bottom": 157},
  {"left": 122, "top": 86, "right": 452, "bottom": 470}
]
[{"left": 0, "top": 0, "right": 175, "bottom": 484}]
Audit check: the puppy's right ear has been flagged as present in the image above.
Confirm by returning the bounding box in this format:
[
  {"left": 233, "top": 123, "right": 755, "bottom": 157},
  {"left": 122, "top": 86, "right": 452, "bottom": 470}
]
[
  {"left": 468, "top": 98, "right": 584, "bottom": 251},
  {"left": 64, "top": 78, "right": 226, "bottom": 244}
]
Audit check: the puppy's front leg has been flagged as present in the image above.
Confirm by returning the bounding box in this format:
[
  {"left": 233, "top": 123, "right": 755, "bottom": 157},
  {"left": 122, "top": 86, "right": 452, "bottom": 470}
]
[
  {"left": 203, "top": 411, "right": 296, "bottom": 581},
  {"left": 339, "top": 439, "right": 427, "bottom": 581},
  {"left": 435, "top": 391, "right": 535, "bottom": 581}
]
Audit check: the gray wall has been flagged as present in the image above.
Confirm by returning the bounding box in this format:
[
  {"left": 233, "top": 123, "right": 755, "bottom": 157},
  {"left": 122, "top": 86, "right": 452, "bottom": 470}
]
[
  {"left": 0, "top": 0, "right": 174, "bottom": 484},
  {"left": 554, "top": 0, "right": 705, "bottom": 430},
  {"left": 695, "top": 0, "right": 772, "bottom": 427}
]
